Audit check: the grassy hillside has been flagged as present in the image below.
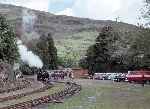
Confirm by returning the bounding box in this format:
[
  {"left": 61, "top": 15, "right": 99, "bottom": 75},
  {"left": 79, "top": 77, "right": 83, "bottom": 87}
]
[
  {"left": 0, "top": 4, "right": 139, "bottom": 40},
  {"left": 55, "top": 31, "right": 98, "bottom": 67},
  {"left": 0, "top": 4, "right": 142, "bottom": 67},
  {"left": 56, "top": 31, "right": 98, "bottom": 57}
]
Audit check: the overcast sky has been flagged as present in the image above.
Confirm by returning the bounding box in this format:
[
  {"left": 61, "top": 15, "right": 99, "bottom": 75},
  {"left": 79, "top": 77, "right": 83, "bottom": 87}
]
[{"left": 0, "top": 0, "right": 146, "bottom": 25}]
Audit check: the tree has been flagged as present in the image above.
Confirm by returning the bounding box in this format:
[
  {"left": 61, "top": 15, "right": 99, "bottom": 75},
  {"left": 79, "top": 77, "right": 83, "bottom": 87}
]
[
  {"left": 79, "top": 57, "right": 88, "bottom": 69},
  {"left": 80, "top": 26, "right": 119, "bottom": 74},
  {"left": 0, "top": 15, "right": 19, "bottom": 65},
  {"left": 129, "top": 29, "right": 150, "bottom": 69},
  {"left": 57, "top": 44, "right": 80, "bottom": 68},
  {"left": 35, "top": 33, "right": 58, "bottom": 69},
  {"left": 142, "top": 0, "right": 150, "bottom": 26}
]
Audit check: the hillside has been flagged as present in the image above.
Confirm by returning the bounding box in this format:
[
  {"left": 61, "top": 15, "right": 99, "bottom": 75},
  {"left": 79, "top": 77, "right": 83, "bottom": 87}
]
[{"left": 0, "top": 4, "right": 140, "bottom": 66}]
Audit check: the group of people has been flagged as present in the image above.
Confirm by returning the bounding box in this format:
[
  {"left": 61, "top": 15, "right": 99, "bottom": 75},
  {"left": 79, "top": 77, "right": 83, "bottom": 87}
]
[
  {"left": 37, "top": 68, "right": 74, "bottom": 82},
  {"left": 49, "top": 71, "right": 67, "bottom": 80}
]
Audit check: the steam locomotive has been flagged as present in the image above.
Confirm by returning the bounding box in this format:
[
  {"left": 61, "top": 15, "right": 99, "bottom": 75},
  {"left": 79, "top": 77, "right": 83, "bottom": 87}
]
[
  {"left": 37, "top": 69, "right": 49, "bottom": 82},
  {"left": 37, "top": 69, "right": 69, "bottom": 82}
]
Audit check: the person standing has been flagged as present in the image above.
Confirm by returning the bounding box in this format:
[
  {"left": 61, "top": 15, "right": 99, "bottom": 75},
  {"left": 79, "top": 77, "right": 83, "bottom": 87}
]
[{"left": 142, "top": 73, "right": 145, "bottom": 87}]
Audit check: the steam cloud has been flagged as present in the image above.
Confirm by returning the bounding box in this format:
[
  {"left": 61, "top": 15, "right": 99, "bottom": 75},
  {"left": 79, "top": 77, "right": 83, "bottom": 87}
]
[
  {"left": 22, "top": 9, "right": 40, "bottom": 42},
  {"left": 22, "top": 9, "right": 36, "bottom": 32},
  {"left": 17, "top": 40, "right": 43, "bottom": 68},
  {"left": 17, "top": 9, "right": 43, "bottom": 68}
]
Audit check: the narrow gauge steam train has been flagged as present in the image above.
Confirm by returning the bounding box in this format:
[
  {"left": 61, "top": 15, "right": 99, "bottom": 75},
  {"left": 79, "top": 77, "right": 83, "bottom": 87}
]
[
  {"left": 37, "top": 69, "right": 72, "bottom": 82},
  {"left": 37, "top": 69, "right": 49, "bottom": 82}
]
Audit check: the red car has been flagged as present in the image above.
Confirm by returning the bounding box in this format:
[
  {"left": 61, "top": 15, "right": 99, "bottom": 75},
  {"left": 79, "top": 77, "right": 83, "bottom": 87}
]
[{"left": 126, "top": 70, "right": 150, "bottom": 84}]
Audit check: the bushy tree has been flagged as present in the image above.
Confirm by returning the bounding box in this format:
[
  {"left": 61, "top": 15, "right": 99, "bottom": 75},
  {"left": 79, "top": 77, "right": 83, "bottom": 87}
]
[
  {"left": 0, "top": 15, "right": 19, "bottom": 65},
  {"left": 141, "top": 0, "right": 150, "bottom": 26},
  {"left": 79, "top": 57, "right": 88, "bottom": 69},
  {"left": 129, "top": 29, "right": 150, "bottom": 69},
  {"left": 57, "top": 45, "right": 80, "bottom": 68},
  {"left": 80, "top": 26, "right": 120, "bottom": 74},
  {"left": 35, "top": 33, "right": 58, "bottom": 69}
]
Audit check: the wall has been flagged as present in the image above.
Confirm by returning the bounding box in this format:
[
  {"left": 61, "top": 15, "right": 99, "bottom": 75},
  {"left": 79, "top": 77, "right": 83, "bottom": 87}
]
[{"left": 72, "top": 68, "right": 88, "bottom": 78}]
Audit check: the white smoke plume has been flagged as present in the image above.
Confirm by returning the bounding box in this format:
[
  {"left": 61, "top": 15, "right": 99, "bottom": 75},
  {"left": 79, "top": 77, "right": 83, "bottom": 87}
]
[
  {"left": 17, "top": 40, "right": 43, "bottom": 68},
  {"left": 18, "top": 9, "right": 43, "bottom": 68},
  {"left": 22, "top": 9, "right": 40, "bottom": 42},
  {"left": 22, "top": 9, "right": 36, "bottom": 32}
]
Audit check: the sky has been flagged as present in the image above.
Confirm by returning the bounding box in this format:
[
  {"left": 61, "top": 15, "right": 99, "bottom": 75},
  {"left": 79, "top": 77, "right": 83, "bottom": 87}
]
[{"left": 0, "top": 0, "right": 146, "bottom": 25}]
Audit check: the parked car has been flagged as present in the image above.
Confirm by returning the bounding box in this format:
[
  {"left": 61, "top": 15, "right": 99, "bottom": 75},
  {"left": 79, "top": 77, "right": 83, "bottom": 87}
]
[
  {"left": 102, "top": 74, "right": 109, "bottom": 80},
  {"left": 113, "top": 74, "right": 126, "bottom": 82},
  {"left": 94, "top": 73, "right": 103, "bottom": 80},
  {"left": 108, "top": 73, "right": 117, "bottom": 80}
]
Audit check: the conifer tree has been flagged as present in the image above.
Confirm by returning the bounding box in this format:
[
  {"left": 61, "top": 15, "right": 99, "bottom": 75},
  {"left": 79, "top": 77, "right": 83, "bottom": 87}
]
[
  {"left": 36, "top": 33, "right": 58, "bottom": 69},
  {"left": 0, "top": 15, "right": 19, "bottom": 65},
  {"left": 80, "top": 26, "right": 119, "bottom": 74}
]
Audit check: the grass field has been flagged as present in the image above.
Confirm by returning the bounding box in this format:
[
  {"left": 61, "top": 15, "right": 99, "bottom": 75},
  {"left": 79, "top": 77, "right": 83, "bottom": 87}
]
[
  {"left": 55, "top": 31, "right": 98, "bottom": 57},
  {"left": 48, "top": 79, "right": 150, "bottom": 109}
]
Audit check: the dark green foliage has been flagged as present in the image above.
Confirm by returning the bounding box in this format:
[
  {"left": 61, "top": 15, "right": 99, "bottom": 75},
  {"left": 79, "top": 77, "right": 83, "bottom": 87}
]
[
  {"left": 80, "top": 26, "right": 120, "bottom": 73},
  {"left": 57, "top": 46, "right": 80, "bottom": 68},
  {"left": 0, "top": 15, "right": 19, "bottom": 65},
  {"left": 57, "top": 56, "right": 74, "bottom": 68},
  {"left": 58, "top": 55, "right": 78, "bottom": 68},
  {"left": 81, "top": 26, "right": 150, "bottom": 74},
  {"left": 35, "top": 33, "right": 58, "bottom": 69},
  {"left": 128, "top": 29, "right": 150, "bottom": 69},
  {"left": 79, "top": 57, "right": 88, "bottom": 69}
]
